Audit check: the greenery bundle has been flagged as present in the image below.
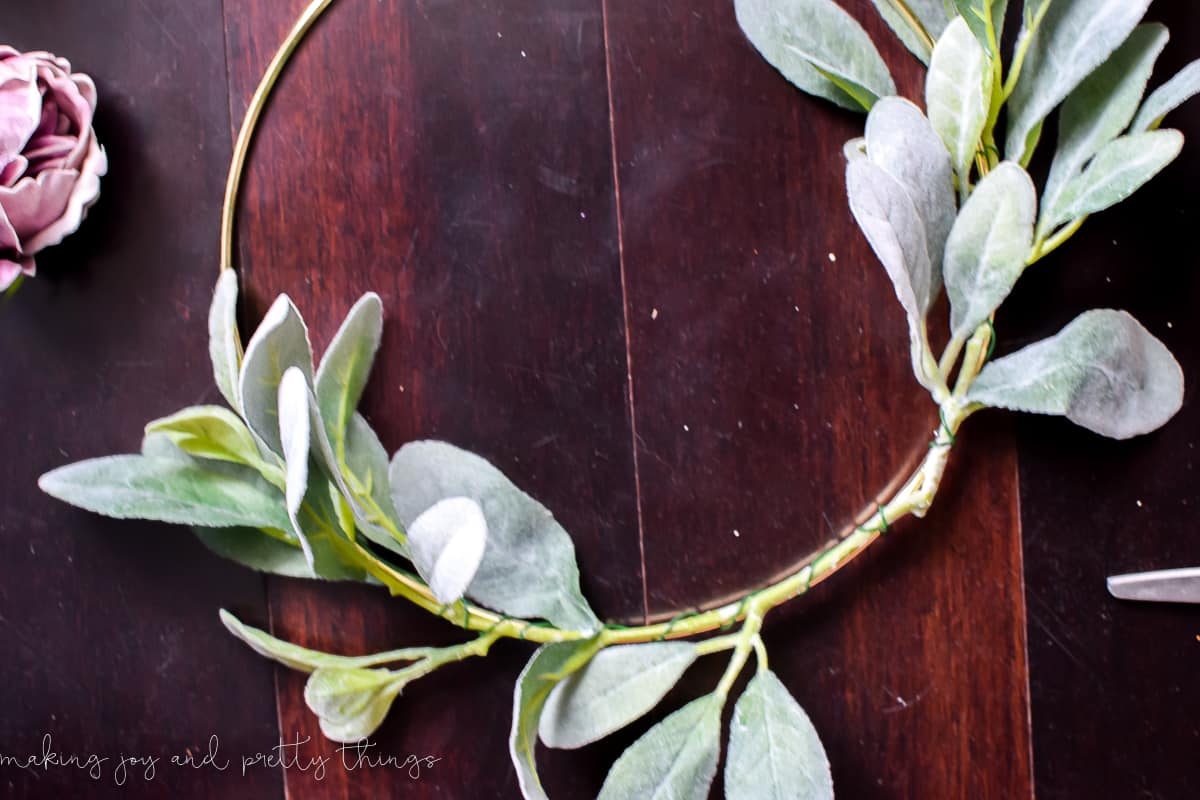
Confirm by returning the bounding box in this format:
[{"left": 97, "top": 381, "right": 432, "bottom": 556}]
[{"left": 37, "top": 0, "right": 1200, "bottom": 796}]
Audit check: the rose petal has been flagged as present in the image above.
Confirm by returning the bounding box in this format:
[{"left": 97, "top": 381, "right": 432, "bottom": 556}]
[
  {"left": 0, "top": 255, "right": 34, "bottom": 291},
  {"left": 0, "top": 201, "right": 22, "bottom": 251},
  {"left": 0, "top": 169, "right": 77, "bottom": 242},
  {"left": 20, "top": 135, "right": 105, "bottom": 255},
  {"left": 1, "top": 155, "right": 27, "bottom": 187},
  {"left": 23, "top": 134, "right": 75, "bottom": 174},
  {"left": 0, "top": 61, "right": 41, "bottom": 163}
]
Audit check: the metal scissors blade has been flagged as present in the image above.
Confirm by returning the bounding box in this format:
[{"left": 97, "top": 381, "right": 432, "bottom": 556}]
[{"left": 1107, "top": 567, "right": 1200, "bottom": 604}]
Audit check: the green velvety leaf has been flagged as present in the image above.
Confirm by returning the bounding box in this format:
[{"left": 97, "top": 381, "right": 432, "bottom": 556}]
[
  {"left": 407, "top": 497, "right": 488, "bottom": 605},
  {"left": 865, "top": 97, "right": 956, "bottom": 296},
  {"left": 1005, "top": 0, "right": 1152, "bottom": 164},
  {"left": 1131, "top": 59, "right": 1200, "bottom": 133},
  {"left": 342, "top": 413, "right": 409, "bottom": 557},
  {"left": 735, "top": 0, "right": 896, "bottom": 112},
  {"left": 1040, "top": 24, "right": 1167, "bottom": 237},
  {"left": 539, "top": 641, "right": 698, "bottom": 750},
  {"left": 954, "top": 0, "right": 1008, "bottom": 52},
  {"left": 967, "top": 309, "right": 1184, "bottom": 439},
  {"left": 305, "top": 667, "right": 405, "bottom": 743},
  {"left": 208, "top": 270, "right": 242, "bottom": 413},
  {"left": 315, "top": 293, "right": 383, "bottom": 460},
  {"left": 220, "top": 609, "right": 406, "bottom": 673},
  {"left": 944, "top": 162, "right": 1036, "bottom": 341},
  {"left": 926, "top": 17, "right": 993, "bottom": 185},
  {"left": 194, "top": 527, "right": 322, "bottom": 580},
  {"left": 1051, "top": 129, "right": 1183, "bottom": 228},
  {"left": 725, "top": 669, "right": 834, "bottom": 800},
  {"left": 869, "top": 0, "right": 948, "bottom": 64},
  {"left": 389, "top": 441, "right": 600, "bottom": 633},
  {"left": 238, "top": 294, "right": 314, "bottom": 456},
  {"left": 511, "top": 639, "right": 602, "bottom": 800},
  {"left": 279, "top": 367, "right": 316, "bottom": 567},
  {"left": 145, "top": 405, "right": 267, "bottom": 473},
  {"left": 596, "top": 694, "right": 723, "bottom": 800},
  {"left": 39, "top": 455, "right": 290, "bottom": 530},
  {"left": 845, "top": 157, "right": 934, "bottom": 387}
]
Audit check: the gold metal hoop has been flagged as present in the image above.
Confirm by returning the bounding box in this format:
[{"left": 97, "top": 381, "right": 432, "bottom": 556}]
[{"left": 220, "top": 0, "right": 337, "bottom": 274}]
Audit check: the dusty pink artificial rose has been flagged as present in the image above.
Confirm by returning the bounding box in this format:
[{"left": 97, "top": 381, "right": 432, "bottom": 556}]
[{"left": 0, "top": 46, "right": 107, "bottom": 290}]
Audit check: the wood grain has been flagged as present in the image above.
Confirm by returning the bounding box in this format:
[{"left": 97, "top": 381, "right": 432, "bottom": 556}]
[
  {"left": 0, "top": 2, "right": 281, "bottom": 798},
  {"left": 603, "top": 0, "right": 1031, "bottom": 796}
]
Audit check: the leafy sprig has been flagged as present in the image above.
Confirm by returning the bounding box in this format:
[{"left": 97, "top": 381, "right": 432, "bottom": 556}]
[{"left": 37, "top": 0, "right": 1200, "bottom": 797}]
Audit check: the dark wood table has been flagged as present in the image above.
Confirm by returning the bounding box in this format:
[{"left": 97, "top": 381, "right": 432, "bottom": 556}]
[{"left": 2, "top": 1, "right": 1198, "bottom": 797}]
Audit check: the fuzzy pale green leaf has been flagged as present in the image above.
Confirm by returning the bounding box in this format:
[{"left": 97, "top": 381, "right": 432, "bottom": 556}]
[
  {"left": 238, "top": 294, "right": 314, "bottom": 456},
  {"left": 869, "top": 0, "right": 948, "bottom": 64},
  {"left": 865, "top": 97, "right": 956, "bottom": 292},
  {"left": 926, "top": 17, "right": 993, "bottom": 184},
  {"left": 725, "top": 669, "right": 834, "bottom": 800},
  {"left": 305, "top": 666, "right": 405, "bottom": 743},
  {"left": 539, "top": 641, "right": 698, "bottom": 750},
  {"left": 144, "top": 405, "right": 265, "bottom": 471},
  {"left": 1131, "top": 59, "right": 1200, "bottom": 133},
  {"left": 279, "top": 367, "right": 316, "bottom": 567},
  {"left": 407, "top": 497, "right": 488, "bottom": 605},
  {"left": 596, "top": 694, "right": 723, "bottom": 800},
  {"left": 954, "top": 0, "right": 1009, "bottom": 52},
  {"left": 196, "top": 526, "right": 369, "bottom": 581},
  {"left": 342, "top": 413, "right": 409, "bottom": 557},
  {"left": 220, "top": 609, "right": 407, "bottom": 672},
  {"left": 208, "top": 270, "right": 242, "bottom": 413},
  {"left": 39, "top": 455, "right": 290, "bottom": 530},
  {"left": 315, "top": 293, "right": 383, "bottom": 459},
  {"left": 944, "top": 162, "right": 1036, "bottom": 341},
  {"left": 1005, "top": 0, "right": 1152, "bottom": 164},
  {"left": 1051, "top": 129, "right": 1183, "bottom": 228},
  {"left": 510, "top": 640, "right": 601, "bottom": 800},
  {"left": 845, "top": 157, "right": 934, "bottom": 387},
  {"left": 736, "top": 0, "right": 896, "bottom": 112},
  {"left": 1040, "top": 24, "right": 1167, "bottom": 236},
  {"left": 968, "top": 309, "right": 1184, "bottom": 439},
  {"left": 389, "top": 441, "right": 599, "bottom": 633}
]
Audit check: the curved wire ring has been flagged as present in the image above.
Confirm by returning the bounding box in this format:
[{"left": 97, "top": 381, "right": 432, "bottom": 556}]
[
  {"left": 220, "top": 0, "right": 336, "bottom": 276},
  {"left": 215, "top": 0, "right": 950, "bottom": 633}
]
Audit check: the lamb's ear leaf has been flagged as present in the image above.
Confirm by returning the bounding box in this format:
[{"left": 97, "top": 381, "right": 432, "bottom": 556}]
[
  {"left": 238, "top": 295, "right": 314, "bottom": 456},
  {"left": 510, "top": 639, "right": 602, "bottom": 800},
  {"left": 967, "top": 309, "right": 1184, "bottom": 440},
  {"left": 1005, "top": 0, "right": 1153, "bottom": 164},
  {"left": 926, "top": 17, "right": 993, "bottom": 188},
  {"left": 944, "top": 162, "right": 1036, "bottom": 342},
  {"left": 278, "top": 367, "right": 316, "bottom": 568},
  {"left": 1049, "top": 129, "right": 1183, "bottom": 230},
  {"left": 145, "top": 405, "right": 265, "bottom": 471},
  {"left": 220, "top": 609, "right": 401, "bottom": 672},
  {"left": 725, "top": 669, "right": 835, "bottom": 800},
  {"left": 389, "top": 441, "right": 600, "bottom": 633},
  {"left": 845, "top": 158, "right": 935, "bottom": 389},
  {"left": 341, "top": 413, "right": 409, "bottom": 558},
  {"left": 596, "top": 694, "right": 723, "bottom": 800},
  {"left": 38, "top": 454, "right": 291, "bottom": 530},
  {"left": 315, "top": 293, "right": 383, "bottom": 458},
  {"left": 305, "top": 667, "right": 405, "bottom": 743},
  {"left": 953, "top": 0, "right": 1009, "bottom": 53},
  {"left": 865, "top": 97, "right": 956, "bottom": 293},
  {"left": 539, "top": 642, "right": 698, "bottom": 749},
  {"left": 1040, "top": 24, "right": 1167, "bottom": 237},
  {"left": 1131, "top": 59, "right": 1200, "bottom": 133},
  {"left": 208, "top": 271, "right": 242, "bottom": 412},
  {"left": 407, "top": 497, "right": 488, "bottom": 605},
  {"left": 735, "top": 0, "right": 896, "bottom": 112},
  {"left": 868, "top": 0, "right": 949, "bottom": 64}
]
